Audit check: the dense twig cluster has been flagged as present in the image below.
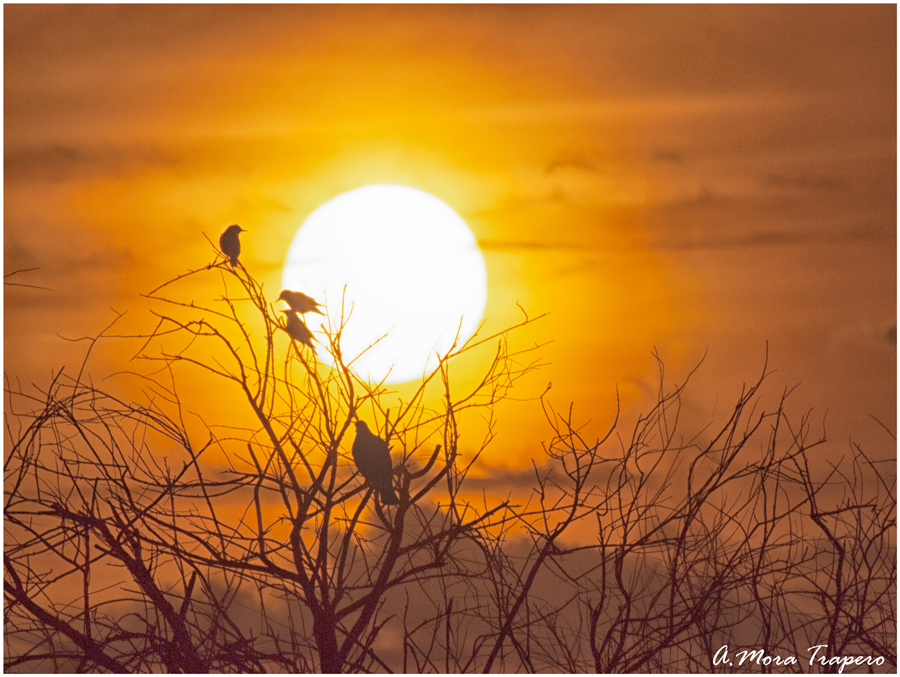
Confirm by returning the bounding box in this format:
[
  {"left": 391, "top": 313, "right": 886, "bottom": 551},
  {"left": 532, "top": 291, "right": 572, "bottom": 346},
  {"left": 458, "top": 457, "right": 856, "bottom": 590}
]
[{"left": 4, "top": 248, "right": 895, "bottom": 673}]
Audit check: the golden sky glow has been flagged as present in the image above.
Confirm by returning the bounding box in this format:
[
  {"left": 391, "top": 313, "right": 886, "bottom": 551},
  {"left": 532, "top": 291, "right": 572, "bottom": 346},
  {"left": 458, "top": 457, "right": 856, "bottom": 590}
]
[{"left": 4, "top": 5, "right": 896, "bottom": 467}]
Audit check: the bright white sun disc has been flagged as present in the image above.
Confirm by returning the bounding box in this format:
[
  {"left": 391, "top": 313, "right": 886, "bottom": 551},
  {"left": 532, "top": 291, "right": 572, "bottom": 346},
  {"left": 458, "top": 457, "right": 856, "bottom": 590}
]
[{"left": 282, "top": 185, "right": 488, "bottom": 383}]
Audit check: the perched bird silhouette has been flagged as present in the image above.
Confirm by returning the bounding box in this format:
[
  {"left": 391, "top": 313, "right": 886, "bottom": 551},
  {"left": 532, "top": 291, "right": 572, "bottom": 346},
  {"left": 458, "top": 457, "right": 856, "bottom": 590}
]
[
  {"left": 352, "top": 421, "right": 399, "bottom": 505},
  {"left": 282, "top": 310, "right": 315, "bottom": 351},
  {"left": 277, "top": 289, "right": 324, "bottom": 316},
  {"left": 219, "top": 224, "right": 246, "bottom": 267}
]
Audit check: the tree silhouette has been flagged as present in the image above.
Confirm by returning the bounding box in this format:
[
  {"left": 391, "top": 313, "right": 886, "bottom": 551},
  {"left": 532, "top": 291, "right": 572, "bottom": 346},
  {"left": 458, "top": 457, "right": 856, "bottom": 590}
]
[{"left": 4, "top": 247, "right": 896, "bottom": 673}]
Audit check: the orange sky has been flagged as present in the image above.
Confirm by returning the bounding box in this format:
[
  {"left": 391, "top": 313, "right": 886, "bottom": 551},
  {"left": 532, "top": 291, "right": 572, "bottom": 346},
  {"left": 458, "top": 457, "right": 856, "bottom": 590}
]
[{"left": 4, "top": 5, "right": 896, "bottom": 468}]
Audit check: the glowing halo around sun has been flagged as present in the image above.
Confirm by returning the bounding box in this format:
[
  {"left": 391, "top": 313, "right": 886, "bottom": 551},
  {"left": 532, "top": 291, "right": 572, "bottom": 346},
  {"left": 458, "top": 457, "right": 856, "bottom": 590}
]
[{"left": 282, "top": 185, "right": 488, "bottom": 384}]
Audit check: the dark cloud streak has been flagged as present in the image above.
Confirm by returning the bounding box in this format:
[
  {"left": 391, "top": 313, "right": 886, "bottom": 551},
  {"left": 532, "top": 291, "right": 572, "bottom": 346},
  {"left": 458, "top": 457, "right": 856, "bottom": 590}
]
[
  {"left": 647, "top": 226, "right": 885, "bottom": 253},
  {"left": 5, "top": 144, "right": 178, "bottom": 183},
  {"left": 545, "top": 158, "right": 604, "bottom": 175},
  {"left": 479, "top": 239, "right": 586, "bottom": 253}
]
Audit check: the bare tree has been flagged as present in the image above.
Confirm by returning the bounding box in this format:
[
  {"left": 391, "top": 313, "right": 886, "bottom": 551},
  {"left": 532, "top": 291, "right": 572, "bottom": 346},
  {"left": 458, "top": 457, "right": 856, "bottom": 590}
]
[
  {"left": 4, "top": 249, "right": 543, "bottom": 672},
  {"left": 5, "top": 247, "right": 895, "bottom": 673}
]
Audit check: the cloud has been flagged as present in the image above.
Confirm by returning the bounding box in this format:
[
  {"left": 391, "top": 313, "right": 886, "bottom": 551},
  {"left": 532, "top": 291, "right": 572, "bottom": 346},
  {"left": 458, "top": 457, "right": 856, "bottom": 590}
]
[
  {"left": 3, "top": 237, "right": 42, "bottom": 272},
  {"left": 480, "top": 222, "right": 884, "bottom": 255},
  {"left": 647, "top": 226, "right": 881, "bottom": 252},
  {"left": 762, "top": 173, "right": 840, "bottom": 191},
  {"left": 463, "top": 465, "right": 539, "bottom": 494},
  {"left": 4, "top": 144, "right": 177, "bottom": 183},
  {"left": 651, "top": 148, "right": 684, "bottom": 163},
  {"left": 463, "top": 190, "right": 570, "bottom": 222},
  {"left": 545, "top": 158, "right": 603, "bottom": 175},
  {"left": 478, "top": 239, "right": 584, "bottom": 252},
  {"left": 5, "top": 230, "right": 134, "bottom": 273},
  {"left": 4, "top": 227, "right": 137, "bottom": 317}
]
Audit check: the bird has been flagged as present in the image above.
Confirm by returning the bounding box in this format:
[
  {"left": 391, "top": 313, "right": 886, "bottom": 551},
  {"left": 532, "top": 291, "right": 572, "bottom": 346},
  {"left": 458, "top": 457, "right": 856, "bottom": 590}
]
[
  {"left": 277, "top": 289, "right": 324, "bottom": 316},
  {"left": 352, "top": 421, "right": 399, "bottom": 505},
  {"left": 219, "top": 224, "right": 246, "bottom": 267},
  {"left": 282, "top": 310, "right": 316, "bottom": 351}
]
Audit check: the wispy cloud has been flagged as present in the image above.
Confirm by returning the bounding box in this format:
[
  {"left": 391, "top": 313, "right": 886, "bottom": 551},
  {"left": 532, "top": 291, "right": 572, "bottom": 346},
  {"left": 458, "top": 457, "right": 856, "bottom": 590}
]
[
  {"left": 761, "top": 173, "right": 841, "bottom": 191},
  {"left": 647, "top": 226, "right": 883, "bottom": 253},
  {"left": 651, "top": 148, "right": 684, "bottom": 163},
  {"left": 545, "top": 158, "right": 604, "bottom": 175},
  {"left": 478, "top": 239, "right": 586, "bottom": 253},
  {"left": 5, "top": 144, "right": 177, "bottom": 183}
]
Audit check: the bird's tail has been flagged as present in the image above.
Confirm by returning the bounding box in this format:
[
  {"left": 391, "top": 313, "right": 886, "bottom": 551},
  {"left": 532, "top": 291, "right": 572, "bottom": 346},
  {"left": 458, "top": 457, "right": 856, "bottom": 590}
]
[{"left": 380, "top": 486, "right": 399, "bottom": 506}]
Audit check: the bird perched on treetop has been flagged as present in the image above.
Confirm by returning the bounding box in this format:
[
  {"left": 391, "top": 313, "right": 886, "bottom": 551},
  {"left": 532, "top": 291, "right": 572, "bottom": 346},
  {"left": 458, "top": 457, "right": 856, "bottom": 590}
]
[
  {"left": 278, "top": 289, "right": 324, "bottom": 316},
  {"left": 282, "top": 310, "right": 316, "bottom": 352},
  {"left": 352, "top": 421, "right": 399, "bottom": 505},
  {"left": 219, "top": 224, "right": 246, "bottom": 267}
]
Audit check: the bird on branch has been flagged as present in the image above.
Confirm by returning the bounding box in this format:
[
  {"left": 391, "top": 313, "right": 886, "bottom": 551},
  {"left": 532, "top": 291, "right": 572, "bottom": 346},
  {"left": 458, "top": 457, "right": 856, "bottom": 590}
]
[
  {"left": 352, "top": 420, "right": 399, "bottom": 505},
  {"left": 219, "top": 224, "right": 246, "bottom": 268},
  {"left": 282, "top": 310, "right": 316, "bottom": 352},
  {"left": 277, "top": 289, "right": 324, "bottom": 316}
]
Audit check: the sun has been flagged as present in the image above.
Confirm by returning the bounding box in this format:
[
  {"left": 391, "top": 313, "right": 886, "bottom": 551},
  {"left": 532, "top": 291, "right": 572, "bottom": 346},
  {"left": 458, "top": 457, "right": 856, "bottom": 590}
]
[{"left": 282, "top": 185, "right": 488, "bottom": 384}]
